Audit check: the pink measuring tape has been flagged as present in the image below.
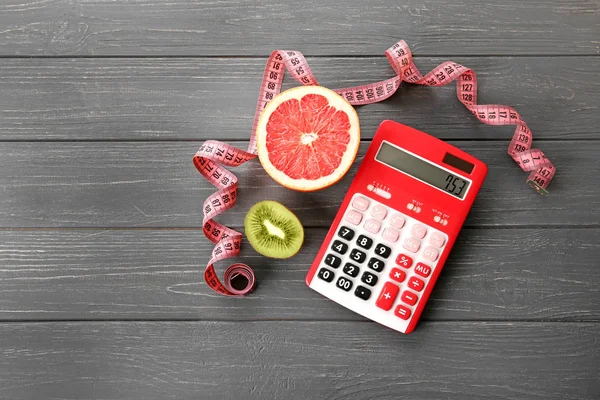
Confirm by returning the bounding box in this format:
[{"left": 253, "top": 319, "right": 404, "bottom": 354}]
[{"left": 193, "top": 39, "right": 555, "bottom": 296}]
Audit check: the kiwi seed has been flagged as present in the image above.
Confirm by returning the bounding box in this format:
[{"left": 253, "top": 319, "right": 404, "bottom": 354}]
[{"left": 244, "top": 200, "right": 304, "bottom": 259}]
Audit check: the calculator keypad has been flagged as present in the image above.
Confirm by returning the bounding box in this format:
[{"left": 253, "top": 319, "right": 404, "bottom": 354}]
[{"left": 313, "top": 193, "right": 449, "bottom": 329}]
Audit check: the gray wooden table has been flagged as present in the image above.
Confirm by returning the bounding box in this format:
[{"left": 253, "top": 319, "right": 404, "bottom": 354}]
[{"left": 1, "top": 1, "right": 599, "bottom": 399}]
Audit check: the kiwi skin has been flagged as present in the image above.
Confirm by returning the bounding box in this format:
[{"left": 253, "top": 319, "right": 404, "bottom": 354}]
[{"left": 244, "top": 200, "right": 304, "bottom": 259}]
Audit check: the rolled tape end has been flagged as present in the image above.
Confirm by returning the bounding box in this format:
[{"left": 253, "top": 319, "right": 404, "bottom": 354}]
[
  {"left": 527, "top": 180, "right": 548, "bottom": 196},
  {"left": 223, "top": 263, "right": 256, "bottom": 296}
]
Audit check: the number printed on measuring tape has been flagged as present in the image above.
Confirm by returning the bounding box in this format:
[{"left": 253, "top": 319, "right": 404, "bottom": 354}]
[{"left": 193, "top": 39, "right": 555, "bottom": 296}]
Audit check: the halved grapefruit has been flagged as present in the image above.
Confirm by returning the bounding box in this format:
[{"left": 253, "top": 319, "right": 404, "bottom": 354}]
[{"left": 256, "top": 86, "right": 360, "bottom": 192}]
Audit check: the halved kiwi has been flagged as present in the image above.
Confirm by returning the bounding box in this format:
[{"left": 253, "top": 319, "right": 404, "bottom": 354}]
[{"left": 244, "top": 200, "right": 304, "bottom": 259}]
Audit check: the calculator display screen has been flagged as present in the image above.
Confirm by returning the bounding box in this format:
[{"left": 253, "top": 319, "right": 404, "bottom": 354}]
[{"left": 376, "top": 142, "right": 471, "bottom": 199}]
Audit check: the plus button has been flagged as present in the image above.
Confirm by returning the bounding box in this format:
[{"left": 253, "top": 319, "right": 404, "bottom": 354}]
[{"left": 376, "top": 282, "right": 399, "bottom": 311}]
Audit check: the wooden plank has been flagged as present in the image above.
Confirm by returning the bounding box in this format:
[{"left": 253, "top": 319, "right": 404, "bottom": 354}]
[
  {"left": 0, "top": 141, "right": 597, "bottom": 228},
  {"left": 0, "top": 57, "right": 597, "bottom": 140},
  {"left": 0, "top": 321, "right": 597, "bottom": 399},
  {"left": 0, "top": 0, "right": 597, "bottom": 56},
  {"left": 0, "top": 228, "right": 597, "bottom": 321}
]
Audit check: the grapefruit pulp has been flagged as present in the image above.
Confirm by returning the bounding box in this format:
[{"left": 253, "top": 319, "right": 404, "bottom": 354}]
[{"left": 256, "top": 86, "right": 360, "bottom": 192}]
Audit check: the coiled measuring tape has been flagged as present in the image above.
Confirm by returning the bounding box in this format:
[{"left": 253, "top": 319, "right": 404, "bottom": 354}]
[{"left": 193, "top": 40, "right": 555, "bottom": 296}]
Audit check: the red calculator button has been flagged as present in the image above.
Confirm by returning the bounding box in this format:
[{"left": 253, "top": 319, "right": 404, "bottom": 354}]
[
  {"left": 414, "top": 263, "right": 432, "bottom": 278},
  {"left": 352, "top": 196, "right": 370, "bottom": 211},
  {"left": 401, "top": 291, "right": 418, "bottom": 306},
  {"left": 382, "top": 227, "right": 399, "bottom": 243},
  {"left": 423, "top": 246, "right": 439, "bottom": 262},
  {"left": 403, "top": 237, "right": 421, "bottom": 253},
  {"left": 370, "top": 205, "right": 387, "bottom": 221},
  {"left": 429, "top": 232, "right": 446, "bottom": 248},
  {"left": 375, "top": 282, "right": 399, "bottom": 311},
  {"left": 395, "top": 253, "right": 413, "bottom": 268},
  {"left": 345, "top": 210, "right": 363, "bottom": 225},
  {"left": 411, "top": 224, "right": 427, "bottom": 239},
  {"left": 390, "top": 213, "right": 405, "bottom": 229},
  {"left": 364, "top": 218, "right": 381, "bottom": 234},
  {"left": 389, "top": 268, "right": 406, "bottom": 283},
  {"left": 408, "top": 277, "right": 425, "bottom": 292},
  {"left": 394, "top": 305, "right": 412, "bottom": 320}
]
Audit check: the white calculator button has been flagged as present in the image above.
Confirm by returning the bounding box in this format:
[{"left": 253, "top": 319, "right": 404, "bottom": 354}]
[
  {"left": 345, "top": 210, "right": 363, "bottom": 225},
  {"left": 381, "top": 227, "right": 399, "bottom": 243},
  {"left": 352, "top": 196, "right": 370, "bottom": 211},
  {"left": 363, "top": 218, "right": 381, "bottom": 234},
  {"left": 423, "top": 246, "right": 439, "bottom": 262},
  {"left": 389, "top": 213, "right": 405, "bottom": 229},
  {"left": 370, "top": 205, "right": 387, "bottom": 221},
  {"left": 403, "top": 237, "right": 421, "bottom": 253},
  {"left": 410, "top": 224, "right": 427, "bottom": 239},
  {"left": 429, "top": 232, "right": 446, "bottom": 248}
]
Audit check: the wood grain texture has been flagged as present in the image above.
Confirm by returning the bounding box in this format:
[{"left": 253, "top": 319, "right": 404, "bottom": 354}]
[
  {"left": 0, "top": 141, "right": 597, "bottom": 228},
  {"left": 0, "top": 228, "right": 598, "bottom": 321},
  {"left": 0, "top": 0, "right": 598, "bottom": 56},
  {"left": 0, "top": 321, "right": 597, "bottom": 400},
  {"left": 0, "top": 57, "right": 597, "bottom": 140}
]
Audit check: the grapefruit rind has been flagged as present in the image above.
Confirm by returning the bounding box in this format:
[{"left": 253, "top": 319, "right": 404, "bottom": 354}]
[{"left": 256, "top": 86, "right": 360, "bottom": 192}]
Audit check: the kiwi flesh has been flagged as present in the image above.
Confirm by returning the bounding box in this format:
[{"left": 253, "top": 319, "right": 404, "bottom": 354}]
[{"left": 244, "top": 200, "right": 304, "bottom": 259}]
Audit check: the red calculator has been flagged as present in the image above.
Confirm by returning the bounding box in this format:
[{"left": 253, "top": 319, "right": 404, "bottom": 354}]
[{"left": 306, "top": 120, "right": 488, "bottom": 334}]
